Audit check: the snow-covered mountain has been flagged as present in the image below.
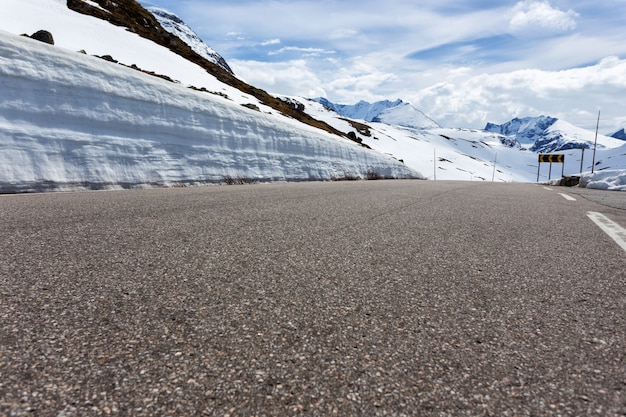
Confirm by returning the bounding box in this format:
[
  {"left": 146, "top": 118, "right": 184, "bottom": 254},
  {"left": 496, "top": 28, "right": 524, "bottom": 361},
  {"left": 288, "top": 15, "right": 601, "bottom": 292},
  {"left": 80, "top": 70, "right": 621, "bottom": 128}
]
[
  {"left": 314, "top": 98, "right": 441, "bottom": 130},
  {"left": 610, "top": 128, "right": 626, "bottom": 141},
  {"left": 139, "top": 1, "right": 233, "bottom": 74},
  {"left": 290, "top": 97, "right": 626, "bottom": 186},
  {"left": 295, "top": 98, "right": 539, "bottom": 182},
  {"left": 485, "top": 116, "right": 625, "bottom": 153}
]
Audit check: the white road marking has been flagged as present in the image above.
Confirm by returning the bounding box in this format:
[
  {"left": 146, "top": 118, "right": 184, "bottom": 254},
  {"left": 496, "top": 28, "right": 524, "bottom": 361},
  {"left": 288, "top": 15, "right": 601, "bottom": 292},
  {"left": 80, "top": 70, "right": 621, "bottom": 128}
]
[
  {"left": 543, "top": 187, "right": 553, "bottom": 191},
  {"left": 559, "top": 193, "right": 576, "bottom": 201},
  {"left": 587, "top": 212, "right": 626, "bottom": 253}
]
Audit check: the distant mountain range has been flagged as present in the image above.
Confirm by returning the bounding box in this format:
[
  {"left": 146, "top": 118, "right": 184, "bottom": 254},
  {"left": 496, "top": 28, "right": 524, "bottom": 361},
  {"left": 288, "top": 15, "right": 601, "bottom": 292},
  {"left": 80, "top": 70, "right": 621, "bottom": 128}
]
[
  {"left": 313, "top": 99, "right": 625, "bottom": 155},
  {"left": 485, "top": 116, "right": 625, "bottom": 153}
]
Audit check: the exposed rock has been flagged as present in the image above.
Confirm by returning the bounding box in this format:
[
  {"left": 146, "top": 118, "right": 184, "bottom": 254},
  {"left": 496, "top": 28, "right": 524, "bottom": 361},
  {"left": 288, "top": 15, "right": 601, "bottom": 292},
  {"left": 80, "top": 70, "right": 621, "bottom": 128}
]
[
  {"left": 559, "top": 176, "right": 581, "bottom": 187},
  {"left": 347, "top": 131, "right": 362, "bottom": 144},
  {"left": 97, "top": 54, "right": 118, "bottom": 63},
  {"left": 280, "top": 97, "right": 305, "bottom": 112},
  {"left": 30, "top": 30, "right": 54, "bottom": 45},
  {"left": 610, "top": 128, "right": 626, "bottom": 141},
  {"left": 241, "top": 103, "right": 260, "bottom": 112}
]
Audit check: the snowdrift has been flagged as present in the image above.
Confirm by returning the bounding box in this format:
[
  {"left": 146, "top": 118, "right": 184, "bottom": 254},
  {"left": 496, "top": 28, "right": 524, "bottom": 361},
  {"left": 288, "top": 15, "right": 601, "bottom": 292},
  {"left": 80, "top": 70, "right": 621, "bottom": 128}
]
[
  {"left": 0, "top": 32, "right": 419, "bottom": 192},
  {"left": 580, "top": 170, "right": 626, "bottom": 191}
]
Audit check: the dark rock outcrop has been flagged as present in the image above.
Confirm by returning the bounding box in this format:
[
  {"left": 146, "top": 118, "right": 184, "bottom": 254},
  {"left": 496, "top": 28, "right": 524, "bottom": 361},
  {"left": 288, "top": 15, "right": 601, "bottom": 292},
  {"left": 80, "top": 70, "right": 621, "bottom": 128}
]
[
  {"left": 30, "top": 30, "right": 54, "bottom": 45},
  {"left": 559, "top": 176, "right": 581, "bottom": 187}
]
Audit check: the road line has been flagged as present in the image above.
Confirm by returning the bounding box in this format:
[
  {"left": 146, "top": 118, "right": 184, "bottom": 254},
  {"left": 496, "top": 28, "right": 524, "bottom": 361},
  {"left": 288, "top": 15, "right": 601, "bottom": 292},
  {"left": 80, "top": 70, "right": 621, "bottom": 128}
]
[
  {"left": 587, "top": 212, "right": 626, "bottom": 253},
  {"left": 543, "top": 187, "right": 553, "bottom": 191},
  {"left": 559, "top": 193, "right": 576, "bottom": 201}
]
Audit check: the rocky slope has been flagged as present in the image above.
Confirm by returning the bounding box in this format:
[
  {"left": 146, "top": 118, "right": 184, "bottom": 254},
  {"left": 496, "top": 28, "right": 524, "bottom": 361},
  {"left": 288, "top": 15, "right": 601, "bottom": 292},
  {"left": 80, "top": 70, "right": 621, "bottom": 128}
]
[{"left": 139, "top": 1, "right": 233, "bottom": 74}]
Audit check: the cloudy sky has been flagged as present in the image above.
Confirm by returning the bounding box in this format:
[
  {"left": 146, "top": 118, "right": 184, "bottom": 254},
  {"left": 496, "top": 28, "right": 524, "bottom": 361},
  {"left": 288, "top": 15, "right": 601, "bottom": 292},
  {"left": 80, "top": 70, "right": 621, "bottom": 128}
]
[{"left": 150, "top": 0, "right": 626, "bottom": 132}]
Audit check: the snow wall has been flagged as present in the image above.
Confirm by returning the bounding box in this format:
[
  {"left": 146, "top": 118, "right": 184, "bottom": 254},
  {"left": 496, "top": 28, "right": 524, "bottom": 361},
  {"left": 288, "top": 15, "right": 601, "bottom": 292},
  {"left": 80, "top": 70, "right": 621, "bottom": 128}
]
[{"left": 0, "top": 32, "right": 420, "bottom": 192}]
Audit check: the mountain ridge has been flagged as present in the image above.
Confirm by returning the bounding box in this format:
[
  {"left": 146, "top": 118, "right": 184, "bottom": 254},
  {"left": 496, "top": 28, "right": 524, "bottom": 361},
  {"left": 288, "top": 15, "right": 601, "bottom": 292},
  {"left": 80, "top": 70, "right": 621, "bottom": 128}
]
[
  {"left": 485, "top": 116, "right": 624, "bottom": 153},
  {"left": 139, "top": 1, "right": 234, "bottom": 74},
  {"left": 610, "top": 128, "right": 626, "bottom": 141},
  {"left": 314, "top": 98, "right": 440, "bottom": 130}
]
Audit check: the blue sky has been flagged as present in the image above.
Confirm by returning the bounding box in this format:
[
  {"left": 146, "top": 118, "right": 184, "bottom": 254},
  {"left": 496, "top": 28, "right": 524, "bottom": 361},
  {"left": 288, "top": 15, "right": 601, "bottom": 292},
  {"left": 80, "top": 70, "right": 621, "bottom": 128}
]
[{"left": 149, "top": 0, "right": 626, "bottom": 132}]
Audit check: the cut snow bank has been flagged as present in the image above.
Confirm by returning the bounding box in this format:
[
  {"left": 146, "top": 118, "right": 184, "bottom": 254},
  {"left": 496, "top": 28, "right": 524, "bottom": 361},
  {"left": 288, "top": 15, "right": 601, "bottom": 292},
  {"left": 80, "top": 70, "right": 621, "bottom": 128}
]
[
  {"left": 580, "top": 171, "right": 626, "bottom": 191},
  {"left": 0, "top": 32, "right": 419, "bottom": 192}
]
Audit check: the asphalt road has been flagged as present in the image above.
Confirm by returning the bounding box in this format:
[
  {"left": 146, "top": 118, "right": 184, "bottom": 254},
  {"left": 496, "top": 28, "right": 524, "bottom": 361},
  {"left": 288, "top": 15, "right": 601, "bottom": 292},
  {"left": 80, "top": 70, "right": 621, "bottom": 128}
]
[{"left": 1, "top": 181, "right": 624, "bottom": 416}]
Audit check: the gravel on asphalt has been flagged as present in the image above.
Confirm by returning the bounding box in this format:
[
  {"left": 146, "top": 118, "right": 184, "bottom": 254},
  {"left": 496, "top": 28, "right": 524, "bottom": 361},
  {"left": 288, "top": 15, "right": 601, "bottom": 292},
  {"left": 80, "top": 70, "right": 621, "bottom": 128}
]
[{"left": 1, "top": 181, "right": 624, "bottom": 416}]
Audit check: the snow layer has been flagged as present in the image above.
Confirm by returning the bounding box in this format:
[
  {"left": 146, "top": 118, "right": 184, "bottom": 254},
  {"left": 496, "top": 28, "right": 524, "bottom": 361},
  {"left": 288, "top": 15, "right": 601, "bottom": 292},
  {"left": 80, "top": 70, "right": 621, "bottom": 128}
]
[
  {"left": 580, "top": 170, "right": 626, "bottom": 191},
  {"left": 0, "top": 31, "right": 418, "bottom": 192}
]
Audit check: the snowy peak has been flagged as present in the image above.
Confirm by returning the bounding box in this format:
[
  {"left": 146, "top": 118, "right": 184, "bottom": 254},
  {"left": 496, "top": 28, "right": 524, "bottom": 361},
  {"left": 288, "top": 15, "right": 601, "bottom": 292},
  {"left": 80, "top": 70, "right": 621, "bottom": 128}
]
[
  {"left": 484, "top": 116, "right": 624, "bottom": 153},
  {"left": 373, "top": 102, "right": 441, "bottom": 130},
  {"left": 315, "top": 99, "right": 402, "bottom": 121},
  {"left": 139, "top": 2, "right": 233, "bottom": 74},
  {"left": 485, "top": 116, "right": 558, "bottom": 144},
  {"left": 314, "top": 98, "right": 440, "bottom": 130},
  {"left": 610, "top": 128, "right": 626, "bottom": 141}
]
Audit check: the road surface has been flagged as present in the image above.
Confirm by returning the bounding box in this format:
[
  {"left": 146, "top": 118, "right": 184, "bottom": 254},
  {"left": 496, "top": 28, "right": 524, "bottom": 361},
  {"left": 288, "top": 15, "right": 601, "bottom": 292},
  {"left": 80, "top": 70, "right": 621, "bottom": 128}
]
[{"left": 1, "top": 181, "right": 624, "bottom": 416}]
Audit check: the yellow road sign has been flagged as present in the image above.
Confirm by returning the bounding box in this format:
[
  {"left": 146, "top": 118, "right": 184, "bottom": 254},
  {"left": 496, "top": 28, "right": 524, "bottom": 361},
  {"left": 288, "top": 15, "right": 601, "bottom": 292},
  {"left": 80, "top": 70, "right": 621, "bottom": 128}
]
[{"left": 538, "top": 154, "right": 564, "bottom": 163}]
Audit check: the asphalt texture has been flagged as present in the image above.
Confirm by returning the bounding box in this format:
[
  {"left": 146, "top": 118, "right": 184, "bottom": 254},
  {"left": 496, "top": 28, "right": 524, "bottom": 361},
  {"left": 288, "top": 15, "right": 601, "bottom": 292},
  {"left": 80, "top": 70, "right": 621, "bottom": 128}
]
[
  {"left": 1, "top": 181, "right": 625, "bottom": 416},
  {"left": 564, "top": 186, "right": 626, "bottom": 211}
]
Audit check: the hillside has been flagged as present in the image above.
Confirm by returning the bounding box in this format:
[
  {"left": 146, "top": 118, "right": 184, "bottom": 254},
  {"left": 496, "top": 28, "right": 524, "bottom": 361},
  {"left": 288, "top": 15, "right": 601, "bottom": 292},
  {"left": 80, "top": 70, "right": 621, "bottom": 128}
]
[{"left": 610, "top": 129, "right": 626, "bottom": 141}]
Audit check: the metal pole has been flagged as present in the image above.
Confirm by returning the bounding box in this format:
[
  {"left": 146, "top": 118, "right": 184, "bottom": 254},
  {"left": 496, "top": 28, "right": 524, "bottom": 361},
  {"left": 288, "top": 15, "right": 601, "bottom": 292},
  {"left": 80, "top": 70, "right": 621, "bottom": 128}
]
[
  {"left": 580, "top": 148, "right": 585, "bottom": 174},
  {"left": 591, "top": 110, "right": 600, "bottom": 173},
  {"left": 492, "top": 152, "right": 497, "bottom": 182},
  {"left": 561, "top": 161, "right": 565, "bottom": 178},
  {"left": 537, "top": 162, "right": 541, "bottom": 182},
  {"left": 548, "top": 162, "right": 552, "bottom": 180}
]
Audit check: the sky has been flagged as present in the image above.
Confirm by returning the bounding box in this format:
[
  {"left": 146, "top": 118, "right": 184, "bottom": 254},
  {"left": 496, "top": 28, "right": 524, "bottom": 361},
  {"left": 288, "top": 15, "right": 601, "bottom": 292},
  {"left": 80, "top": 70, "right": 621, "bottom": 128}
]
[{"left": 147, "top": 0, "right": 626, "bottom": 132}]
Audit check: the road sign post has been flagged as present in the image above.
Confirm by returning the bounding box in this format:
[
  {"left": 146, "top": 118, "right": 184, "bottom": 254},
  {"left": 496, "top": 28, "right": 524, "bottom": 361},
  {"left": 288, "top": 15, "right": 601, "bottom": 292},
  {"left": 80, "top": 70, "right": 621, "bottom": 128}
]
[{"left": 537, "top": 154, "right": 565, "bottom": 182}]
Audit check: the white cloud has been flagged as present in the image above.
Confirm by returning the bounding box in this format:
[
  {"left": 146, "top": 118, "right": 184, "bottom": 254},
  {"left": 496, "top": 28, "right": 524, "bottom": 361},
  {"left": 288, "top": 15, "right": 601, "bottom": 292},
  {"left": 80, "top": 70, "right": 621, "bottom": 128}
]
[
  {"left": 229, "top": 59, "right": 328, "bottom": 99},
  {"left": 231, "top": 52, "right": 626, "bottom": 132},
  {"left": 329, "top": 28, "right": 359, "bottom": 40},
  {"left": 410, "top": 57, "right": 626, "bottom": 131},
  {"left": 261, "top": 38, "right": 281, "bottom": 46},
  {"left": 225, "top": 31, "right": 247, "bottom": 41},
  {"left": 268, "top": 46, "right": 335, "bottom": 57},
  {"left": 170, "top": 0, "right": 626, "bottom": 133},
  {"left": 509, "top": 1, "right": 579, "bottom": 33}
]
